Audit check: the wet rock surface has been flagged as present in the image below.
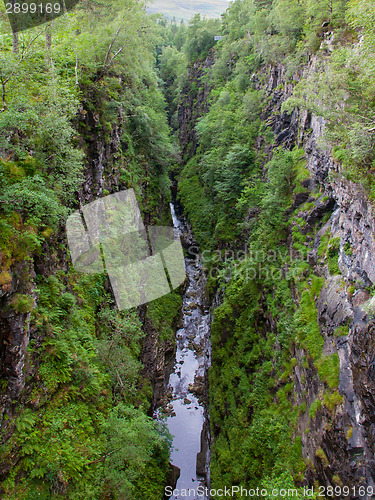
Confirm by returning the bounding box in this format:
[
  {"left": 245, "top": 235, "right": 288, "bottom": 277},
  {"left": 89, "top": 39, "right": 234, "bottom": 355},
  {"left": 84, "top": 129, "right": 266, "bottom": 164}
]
[
  {"left": 317, "top": 276, "right": 354, "bottom": 333},
  {"left": 165, "top": 463, "right": 181, "bottom": 492}
]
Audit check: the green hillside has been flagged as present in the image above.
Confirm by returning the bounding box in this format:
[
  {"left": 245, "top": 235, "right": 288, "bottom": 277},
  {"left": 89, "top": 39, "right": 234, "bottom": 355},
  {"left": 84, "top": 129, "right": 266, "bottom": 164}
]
[{"left": 148, "top": 0, "right": 231, "bottom": 20}]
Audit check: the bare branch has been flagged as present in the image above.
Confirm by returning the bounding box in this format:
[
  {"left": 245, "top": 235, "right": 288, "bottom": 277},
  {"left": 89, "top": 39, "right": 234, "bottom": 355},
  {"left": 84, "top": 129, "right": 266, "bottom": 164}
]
[
  {"left": 0, "top": 30, "right": 44, "bottom": 111},
  {"left": 98, "top": 25, "right": 151, "bottom": 79},
  {"left": 85, "top": 448, "right": 122, "bottom": 466},
  {"left": 102, "top": 8, "right": 132, "bottom": 69}
]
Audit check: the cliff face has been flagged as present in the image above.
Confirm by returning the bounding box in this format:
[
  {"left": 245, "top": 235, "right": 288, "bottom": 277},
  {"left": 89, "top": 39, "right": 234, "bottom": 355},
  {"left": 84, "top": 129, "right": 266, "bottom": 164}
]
[
  {"left": 262, "top": 61, "right": 375, "bottom": 490},
  {"left": 178, "top": 52, "right": 215, "bottom": 160},
  {"left": 177, "top": 51, "right": 375, "bottom": 494},
  {"left": 0, "top": 79, "right": 179, "bottom": 492},
  {"left": 77, "top": 92, "right": 181, "bottom": 410},
  {"left": 0, "top": 262, "right": 37, "bottom": 401}
]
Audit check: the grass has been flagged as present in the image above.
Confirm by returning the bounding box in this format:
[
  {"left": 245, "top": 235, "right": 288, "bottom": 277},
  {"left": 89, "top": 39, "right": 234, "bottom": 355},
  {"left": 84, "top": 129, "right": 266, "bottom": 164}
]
[
  {"left": 309, "top": 399, "right": 322, "bottom": 419},
  {"left": 344, "top": 241, "right": 353, "bottom": 256},
  {"left": 295, "top": 277, "right": 325, "bottom": 360},
  {"left": 316, "top": 354, "right": 340, "bottom": 389},
  {"left": 323, "top": 391, "right": 344, "bottom": 411},
  {"left": 294, "top": 151, "right": 309, "bottom": 182},
  {"left": 334, "top": 324, "right": 350, "bottom": 337},
  {"left": 327, "top": 237, "right": 341, "bottom": 275},
  {"left": 316, "top": 447, "right": 329, "bottom": 467},
  {"left": 0, "top": 271, "right": 12, "bottom": 286},
  {"left": 317, "top": 232, "right": 341, "bottom": 274},
  {"left": 302, "top": 201, "right": 316, "bottom": 212},
  {"left": 318, "top": 231, "right": 330, "bottom": 257}
]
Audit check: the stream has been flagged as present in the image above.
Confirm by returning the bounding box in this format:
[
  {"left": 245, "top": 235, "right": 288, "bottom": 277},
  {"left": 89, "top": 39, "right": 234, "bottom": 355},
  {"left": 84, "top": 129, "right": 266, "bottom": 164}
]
[{"left": 160, "top": 203, "right": 211, "bottom": 500}]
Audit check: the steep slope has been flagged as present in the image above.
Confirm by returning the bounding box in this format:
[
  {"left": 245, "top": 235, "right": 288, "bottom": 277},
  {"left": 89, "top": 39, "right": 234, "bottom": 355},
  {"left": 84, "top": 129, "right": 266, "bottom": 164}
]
[
  {"left": 0, "top": 3, "right": 181, "bottom": 498},
  {"left": 160, "top": 0, "right": 375, "bottom": 496}
]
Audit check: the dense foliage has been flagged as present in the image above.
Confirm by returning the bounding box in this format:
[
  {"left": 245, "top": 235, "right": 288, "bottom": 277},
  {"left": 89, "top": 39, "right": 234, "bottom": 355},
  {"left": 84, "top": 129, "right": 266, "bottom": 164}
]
[
  {"left": 1, "top": 0, "right": 375, "bottom": 496},
  {"left": 1, "top": 272, "right": 173, "bottom": 499},
  {"left": 0, "top": 0, "right": 180, "bottom": 498},
  {"left": 157, "top": 0, "right": 375, "bottom": 496}
]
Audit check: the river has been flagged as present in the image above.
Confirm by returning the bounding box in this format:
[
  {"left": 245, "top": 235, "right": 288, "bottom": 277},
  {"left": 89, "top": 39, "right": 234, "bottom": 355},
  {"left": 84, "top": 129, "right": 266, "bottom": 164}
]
[{"left": 161, "top": 203, "right": 211, "bottom": 500}]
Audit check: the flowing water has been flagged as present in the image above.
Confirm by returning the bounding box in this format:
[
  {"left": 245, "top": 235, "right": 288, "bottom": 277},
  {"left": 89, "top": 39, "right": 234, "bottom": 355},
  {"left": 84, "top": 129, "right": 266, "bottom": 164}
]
[{"left": 161, "top": 203, "right": 211, "bottom": 500}]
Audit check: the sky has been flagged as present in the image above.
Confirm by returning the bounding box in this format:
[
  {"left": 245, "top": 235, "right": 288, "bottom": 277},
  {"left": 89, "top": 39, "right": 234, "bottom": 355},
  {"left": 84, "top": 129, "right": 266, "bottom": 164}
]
[{"left": 147, "top": 0, "right": 231, "bottom": 21}]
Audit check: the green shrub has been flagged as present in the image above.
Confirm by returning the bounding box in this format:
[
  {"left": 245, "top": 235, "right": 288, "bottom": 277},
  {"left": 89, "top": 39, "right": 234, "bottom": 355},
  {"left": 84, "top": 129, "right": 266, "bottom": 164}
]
[
  {"left": 10, "top": 294, "right": 34, "bottom": 313},
  {"left": 323, "top": 391, "right": 344, "bottom": 412},
  {"left": 334, "top": 324, "right": 350, "bottom": 337},
  {"left": 309, "top": 399, "right": 322, "bottom": 419},
  {"left": 146, "top": 292, "right": 183, "bottom": 341},
  {"left": 316, "top": 354, "right": 340, "bottom": 389},
  {"left": 315, "top": 447, "right": 329, "bottom": 467}
]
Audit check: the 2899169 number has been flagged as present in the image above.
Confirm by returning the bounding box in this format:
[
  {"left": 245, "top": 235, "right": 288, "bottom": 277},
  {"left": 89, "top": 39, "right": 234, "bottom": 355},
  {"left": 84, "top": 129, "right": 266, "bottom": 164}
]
[
  {"left": 318, "top": 485, "right": 374, "bottom": 497},
  {"left": 5, "top": 3, "right": 61, "bottom": 14}
]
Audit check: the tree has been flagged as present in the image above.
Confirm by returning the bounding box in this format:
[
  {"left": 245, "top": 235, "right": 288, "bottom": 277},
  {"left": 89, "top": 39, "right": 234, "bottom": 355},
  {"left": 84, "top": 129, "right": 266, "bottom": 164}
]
[
  {"left": 0, "top": 30, "right": 43, "bottom": 110},
  {"left": 99, "top": 404, "right": 170, "bottom": 499},
  {"left": 348, "top": 0, "right": 375, "bottom": 76},
  {"left": 184, "top": 14, "right": 220, "bottom": 62}
]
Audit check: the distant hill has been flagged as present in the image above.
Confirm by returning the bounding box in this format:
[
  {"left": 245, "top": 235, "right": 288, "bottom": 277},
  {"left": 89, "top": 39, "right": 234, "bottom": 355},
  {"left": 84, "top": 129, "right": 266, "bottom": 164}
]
[{"left": 147, "top": 0, "right": 231, "bottom": 21}]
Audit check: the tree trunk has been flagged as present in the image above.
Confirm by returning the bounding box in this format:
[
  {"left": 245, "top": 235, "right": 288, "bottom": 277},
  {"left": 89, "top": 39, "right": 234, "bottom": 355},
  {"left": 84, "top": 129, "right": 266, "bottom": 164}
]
[
  {"left": 12, "top": 31, "right": 19, "bottom": 54},
  {"left": 1, "top": 80, "right": 7, "bottom": 111},
  {"left": 45, "top": 23, "right": 52, "bottom": 66},
  {"left": 74, "top": 50, "right": 79, "bottom": 85}
]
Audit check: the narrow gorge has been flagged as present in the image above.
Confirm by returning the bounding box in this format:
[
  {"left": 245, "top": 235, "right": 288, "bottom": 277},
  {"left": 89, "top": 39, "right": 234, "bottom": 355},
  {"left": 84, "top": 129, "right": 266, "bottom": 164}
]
[{"left": 159, "top": 201, "right": 211, "bottom": 498}]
